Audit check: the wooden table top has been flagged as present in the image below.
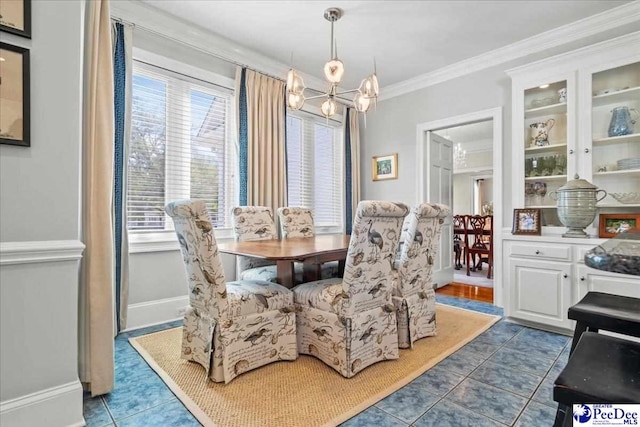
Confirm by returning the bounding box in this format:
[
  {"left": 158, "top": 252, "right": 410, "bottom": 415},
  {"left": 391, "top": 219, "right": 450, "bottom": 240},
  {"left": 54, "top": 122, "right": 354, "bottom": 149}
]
[{"left": 217, "top": 234, "right": 351, "bottom": 261}]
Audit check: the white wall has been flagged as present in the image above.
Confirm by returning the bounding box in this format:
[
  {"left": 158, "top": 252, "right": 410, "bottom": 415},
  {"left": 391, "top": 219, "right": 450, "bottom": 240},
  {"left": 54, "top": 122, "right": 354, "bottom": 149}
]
[
  {"left": 453, "top": 174, "right": 473, "bottom": 214},
  {"left": 0, "top": 1, "right": 85, "bottom": 426}
]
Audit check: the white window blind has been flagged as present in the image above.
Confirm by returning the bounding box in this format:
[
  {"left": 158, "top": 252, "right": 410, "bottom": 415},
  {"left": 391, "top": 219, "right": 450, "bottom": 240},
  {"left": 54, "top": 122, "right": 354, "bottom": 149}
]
[
  {"left": 286, "top": 113, "right": 343, "bottom": 229},
  {"left": 128, "top": 61, "right": 236, "bottom": 232}
]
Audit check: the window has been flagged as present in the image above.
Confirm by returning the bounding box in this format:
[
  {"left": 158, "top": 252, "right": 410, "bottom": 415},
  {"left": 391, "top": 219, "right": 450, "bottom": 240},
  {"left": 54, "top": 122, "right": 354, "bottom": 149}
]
[
  {"left": 128, "top": 61, "right": 236, "bottom": 232},
  {"left": 286, "top": 113, "right": 343, "bottom": 230}
]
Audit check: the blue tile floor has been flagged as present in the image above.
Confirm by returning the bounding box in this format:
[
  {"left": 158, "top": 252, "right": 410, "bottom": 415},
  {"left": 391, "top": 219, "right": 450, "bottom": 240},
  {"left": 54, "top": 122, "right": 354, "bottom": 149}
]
[{"left": 84, "top": 295, "right": 567, "bottom": 426}]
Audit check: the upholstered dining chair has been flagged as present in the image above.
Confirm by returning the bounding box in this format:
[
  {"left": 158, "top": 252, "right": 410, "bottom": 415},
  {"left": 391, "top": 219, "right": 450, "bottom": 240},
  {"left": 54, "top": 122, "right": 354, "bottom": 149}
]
[
  {"left": 166, "top": 200, "right": 297, "bottom": 383},
  {"left": 231, "top": 206, "right": 280, "bottom": 283},
  {"left": 393, "top": 203, "right": 450, "bottom": 349},
  {"left": 276, "top": 207, "right": 341, "bottom": 279},
  {"left": 293, "top": 200, "right": 409, "bottom": 378}
]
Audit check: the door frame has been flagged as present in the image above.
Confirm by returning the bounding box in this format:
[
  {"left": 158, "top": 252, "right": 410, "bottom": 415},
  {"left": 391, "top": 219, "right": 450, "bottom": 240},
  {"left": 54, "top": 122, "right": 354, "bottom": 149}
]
[{"left": 416, "top": 107, "right": 504, "bottom": 307}]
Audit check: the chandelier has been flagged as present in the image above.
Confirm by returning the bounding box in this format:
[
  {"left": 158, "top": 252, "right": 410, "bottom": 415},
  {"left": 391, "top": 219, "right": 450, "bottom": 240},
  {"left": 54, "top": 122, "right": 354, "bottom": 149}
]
[
  {"left": 285, "top": 7, "right": 379, "bottom": 118},
  {"left": 453, "top": 143, "right": 467, "bottom": 168}
]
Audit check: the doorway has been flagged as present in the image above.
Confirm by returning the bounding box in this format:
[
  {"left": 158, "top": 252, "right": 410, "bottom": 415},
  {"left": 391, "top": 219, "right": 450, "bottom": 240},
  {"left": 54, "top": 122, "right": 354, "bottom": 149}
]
[
  {"left": 436, "top": 121, "right": 495, "bottom": 289},
  {"left": 416, "top": 108, "right": 503, "bottom": 307}
]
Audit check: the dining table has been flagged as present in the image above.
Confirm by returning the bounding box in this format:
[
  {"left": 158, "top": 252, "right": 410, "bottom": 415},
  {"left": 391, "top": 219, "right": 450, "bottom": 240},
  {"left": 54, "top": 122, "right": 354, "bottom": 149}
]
[{"left": 217, "top": 234, "right": 351, "bottom": 288}]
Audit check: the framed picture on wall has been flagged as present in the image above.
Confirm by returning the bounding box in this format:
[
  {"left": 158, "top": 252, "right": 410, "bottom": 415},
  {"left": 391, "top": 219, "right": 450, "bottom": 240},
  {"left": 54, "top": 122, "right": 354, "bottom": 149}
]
[
  {"left": 0, "top": 42, "right": 30, "bottom": 147},
  {"left": 372, "top": 153, "right": 398, "bottom": 181},
  {"left": 512, "top": 208, "right": 541, "bottom": 235},
  {"left": 0, "top": 0, "right": 31, "bottom": 38},
  {"left": 598, "top": 213, "right": 639, "bottom": 238}
]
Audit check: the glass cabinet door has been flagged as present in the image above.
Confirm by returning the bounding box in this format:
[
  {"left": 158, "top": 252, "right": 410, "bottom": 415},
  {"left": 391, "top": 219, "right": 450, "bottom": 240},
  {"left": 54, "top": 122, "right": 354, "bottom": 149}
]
[
  {"left": 589, "top": 62, "right": 640, "bottom": 211},
  {"left": 523, "top": 80, "right": 569, "bottom": 227}
]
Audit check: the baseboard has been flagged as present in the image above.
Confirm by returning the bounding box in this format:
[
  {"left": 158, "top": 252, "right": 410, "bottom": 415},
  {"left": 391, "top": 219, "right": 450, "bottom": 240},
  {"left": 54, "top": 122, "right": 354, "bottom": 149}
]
[
  {"left": 0, "top": 380, "right": 84, "bottom": 427},
  {"left": 126, "top": 295, "right": 188, "bottom": 331}
]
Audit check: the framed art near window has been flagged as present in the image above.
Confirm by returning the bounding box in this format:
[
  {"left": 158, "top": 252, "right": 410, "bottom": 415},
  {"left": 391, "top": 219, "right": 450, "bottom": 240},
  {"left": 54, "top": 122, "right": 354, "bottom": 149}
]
[
  {"left": 372, "top": 153, "right": 398, "bottom": 181},
  {"left": 512, "top": 208, "right": 541, "bottom": 235},
  {"left": 0, "top": 42, "right": 30, "bottom": 147},
  {"left": 598, "top": 213, "right": 639, "bottom": 238},
  {"left": 0, "top": 0, "right": 31, "bottom": 38}
]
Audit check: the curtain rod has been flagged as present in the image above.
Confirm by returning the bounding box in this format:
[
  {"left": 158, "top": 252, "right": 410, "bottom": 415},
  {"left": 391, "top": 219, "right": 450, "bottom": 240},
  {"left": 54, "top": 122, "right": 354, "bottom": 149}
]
[
  {"left": 111, "top": 16, "right": 345, "bottom": 124},
  {"left": 111, "top": 15, "right": 291, "bottom": 84}
]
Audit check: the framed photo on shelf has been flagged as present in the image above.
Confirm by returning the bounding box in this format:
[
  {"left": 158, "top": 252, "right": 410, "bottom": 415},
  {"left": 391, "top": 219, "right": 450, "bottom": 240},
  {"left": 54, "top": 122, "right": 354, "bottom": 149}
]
[
  {"left": 0, "top": 42, "right": 30, "bottom": 147},
  {"left": 0, "top": 0, "right": 31, "bottom": 38},
  {"left": 598, "top": 213, "right": 639, "bottom": 238},
  {"left": 372, "top": 153, "right": 398, "bottom": 181},
  {"left": 512, "top": 208, "right": 541, "bottom": 235}
]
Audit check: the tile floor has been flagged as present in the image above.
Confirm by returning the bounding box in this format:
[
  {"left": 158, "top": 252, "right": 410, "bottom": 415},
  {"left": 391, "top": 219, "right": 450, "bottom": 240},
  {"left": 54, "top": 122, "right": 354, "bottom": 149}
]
[{"left": 84, "top": 296, "right": 567, "bottom": 426}]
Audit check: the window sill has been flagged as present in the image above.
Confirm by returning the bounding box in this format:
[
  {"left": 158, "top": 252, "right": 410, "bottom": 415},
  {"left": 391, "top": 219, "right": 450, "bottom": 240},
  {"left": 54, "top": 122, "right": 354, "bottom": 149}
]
[{"left": 129, "top": 228, "right": 235, "bottom": 254}]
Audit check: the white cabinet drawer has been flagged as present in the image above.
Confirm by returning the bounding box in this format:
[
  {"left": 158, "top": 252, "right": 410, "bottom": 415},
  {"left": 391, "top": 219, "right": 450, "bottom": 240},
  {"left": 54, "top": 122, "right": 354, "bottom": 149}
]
[
  {"left": 575, "top": 244, "right": 599, "bottom": 264},
  {"left": 510, "top": 243, "right": 571, "bottom": 261}
]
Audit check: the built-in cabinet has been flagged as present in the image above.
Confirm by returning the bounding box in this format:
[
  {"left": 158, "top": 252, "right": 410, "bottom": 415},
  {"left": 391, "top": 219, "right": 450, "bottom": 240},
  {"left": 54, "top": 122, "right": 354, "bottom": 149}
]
[
  {"left": 504, "top": 236, "right": 640, "bottom": 333},
  {"left": 508, "top": 32, "right": 640, "bottom": 231},
  {"left": 503, "top": 33, "right": 640, "bottom": 333}
]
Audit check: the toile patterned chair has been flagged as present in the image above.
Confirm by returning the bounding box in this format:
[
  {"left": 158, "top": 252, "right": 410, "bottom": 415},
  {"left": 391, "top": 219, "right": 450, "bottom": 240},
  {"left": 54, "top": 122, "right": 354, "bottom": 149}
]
[
  {"left": 393, "top": 203, "right": 450, "bottom": 349},
  {"left": 231, "top": 206, "right": 280, "bottom": 283},
  {"left": 293, "top": 200, "right": 409, "bottom": 378},
  {"left": 166, "top": 200, "right": 297, "bottom": 383},
  {"left": 276, "top": 207, "right": 341, "bottom": 279}
]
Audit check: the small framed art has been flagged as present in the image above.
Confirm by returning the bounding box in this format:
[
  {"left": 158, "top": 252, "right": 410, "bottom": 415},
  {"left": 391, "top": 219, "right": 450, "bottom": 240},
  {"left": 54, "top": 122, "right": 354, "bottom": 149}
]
[
  {"left": 0, "top": 42, "right": 30, "bottom": 147},
  {"left": 372, "top": 153, "right": 398, "bottom": 181},
  {"left": 512, "top": 208, "right": 541, "bottom": 235},
  {"left": 598, "top": 213, "right": 639, "bottom": 238},
  {"left": 0, "top": 0, "right": 31, "bottom": 38}
]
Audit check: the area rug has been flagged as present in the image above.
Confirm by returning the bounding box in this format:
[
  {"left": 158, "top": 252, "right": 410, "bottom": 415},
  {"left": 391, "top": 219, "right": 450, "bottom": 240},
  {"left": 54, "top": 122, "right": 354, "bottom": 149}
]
[{"left": 129, "top": 304, "right": 499, "bottom": 427}]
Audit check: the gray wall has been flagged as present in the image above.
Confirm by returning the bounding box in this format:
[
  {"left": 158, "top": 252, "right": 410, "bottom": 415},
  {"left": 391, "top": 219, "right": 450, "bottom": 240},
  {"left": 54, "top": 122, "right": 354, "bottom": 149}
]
[
  {"left": 0, "top": 1, "right": 85, "bottom": 424},
  {"left": 0, "top": 4, "right": 83, "bottom": 242},
  {"left": 362, "top": 63, "right": 513, "bottom": 224}
]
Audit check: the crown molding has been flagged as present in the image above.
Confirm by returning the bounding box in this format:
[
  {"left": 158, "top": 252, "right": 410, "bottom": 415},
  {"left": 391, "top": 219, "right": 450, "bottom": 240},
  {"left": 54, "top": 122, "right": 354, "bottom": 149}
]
[
  {"left": 111, "top": 0, "right": 330, "bottom": 93},
  {"left": 0, "top": 240, "right": 85, "bottom": 265},
  {"left": 380, "top": 1, "right": 640, "bottom": 101}
]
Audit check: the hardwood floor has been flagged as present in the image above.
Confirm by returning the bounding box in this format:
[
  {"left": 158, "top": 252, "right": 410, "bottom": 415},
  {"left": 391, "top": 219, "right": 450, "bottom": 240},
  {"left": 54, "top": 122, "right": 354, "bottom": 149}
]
[{"left": 436, "top": 282, "right": 494, "bottom": 304}]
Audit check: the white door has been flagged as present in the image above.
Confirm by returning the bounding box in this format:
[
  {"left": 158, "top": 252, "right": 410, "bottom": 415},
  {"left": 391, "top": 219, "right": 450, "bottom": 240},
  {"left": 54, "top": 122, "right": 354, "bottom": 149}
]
[{"left": 425, "top": 131, "right": 454, "bottom": 288}]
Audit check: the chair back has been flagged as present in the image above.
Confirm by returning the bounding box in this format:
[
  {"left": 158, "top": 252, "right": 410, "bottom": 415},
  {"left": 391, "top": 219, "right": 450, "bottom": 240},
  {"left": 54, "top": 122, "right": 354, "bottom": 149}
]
[
  {"left": 231, "top": 206, "right": 278, "bottom": 272},
  {"left": 468, "top": 215, "right": 492, "bottom": 248},
  {"left": 341, "top": 201, "right": 409, "bottom": 315},
  {"left": 396, "top": 203, "right": 450, "bottom": 297},
  {"left": 277, "top": 207, "right": 315, "bottom": 238},
  {"left": 165, "top": 200, "right": 228, "bottom": 319}
]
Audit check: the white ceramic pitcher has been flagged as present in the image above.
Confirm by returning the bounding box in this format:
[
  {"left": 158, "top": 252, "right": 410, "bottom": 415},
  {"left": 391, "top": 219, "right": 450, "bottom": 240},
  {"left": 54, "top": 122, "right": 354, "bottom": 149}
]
[{"left": 529, "top": 118, "right": 555, "bottom": 147}]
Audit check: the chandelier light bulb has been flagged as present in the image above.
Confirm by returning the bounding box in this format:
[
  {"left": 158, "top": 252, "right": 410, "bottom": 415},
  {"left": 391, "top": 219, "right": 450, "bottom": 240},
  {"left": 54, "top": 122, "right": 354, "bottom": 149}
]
[
  {"left": 360, "top": 74, "right": 379, "bottom": 98},
  {"left": 286, "top": 69, "right": 305, "bottom": 94},
  {"left": 353, "top": 92, "right": 370, "bottom": 112},
  {"left": 321, "top": 98, "right": 337, "bottom": 118},
  {"left": 323, "top": 59, "right": 345, "bottom": 84},
  {"left": 287, "top": 92, "right": 305, "bottom": 110}
]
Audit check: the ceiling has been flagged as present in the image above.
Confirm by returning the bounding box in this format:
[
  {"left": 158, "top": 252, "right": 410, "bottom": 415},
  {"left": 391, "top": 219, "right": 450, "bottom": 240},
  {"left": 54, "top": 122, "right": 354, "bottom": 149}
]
[
  {"left": 435, "top": 120, "right": 493, "bottom": 145},
  {"left": 142, "top": 1, "right": 629, "bottom": 89}
]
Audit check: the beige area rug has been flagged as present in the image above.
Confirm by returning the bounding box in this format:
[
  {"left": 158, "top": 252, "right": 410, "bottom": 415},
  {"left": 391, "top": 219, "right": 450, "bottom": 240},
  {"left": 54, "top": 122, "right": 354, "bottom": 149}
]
[{"left": 130, "top": 304, "right": 499, "bottom": 427}]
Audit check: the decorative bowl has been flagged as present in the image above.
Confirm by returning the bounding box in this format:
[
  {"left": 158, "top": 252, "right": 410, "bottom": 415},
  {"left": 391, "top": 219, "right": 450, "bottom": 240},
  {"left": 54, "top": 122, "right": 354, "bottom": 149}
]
[{"left": 610, "top": 192, "right": 640, "bottom": 204}]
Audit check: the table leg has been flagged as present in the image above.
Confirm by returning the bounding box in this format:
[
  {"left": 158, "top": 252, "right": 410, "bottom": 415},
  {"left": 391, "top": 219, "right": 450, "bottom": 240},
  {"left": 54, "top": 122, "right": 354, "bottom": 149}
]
[
  {"left": 276, "top": 260, "right": 295, "bottom": 288},
  {"left": 303, "top": 259, "right": 321, "bottom": 283}
]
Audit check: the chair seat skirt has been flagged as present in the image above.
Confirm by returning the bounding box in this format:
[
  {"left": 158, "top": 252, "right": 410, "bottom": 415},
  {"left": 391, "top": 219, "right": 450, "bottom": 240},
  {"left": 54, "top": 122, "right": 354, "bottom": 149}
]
[{"left": 553, "top": 332, "right": 640, "bottom": 404}]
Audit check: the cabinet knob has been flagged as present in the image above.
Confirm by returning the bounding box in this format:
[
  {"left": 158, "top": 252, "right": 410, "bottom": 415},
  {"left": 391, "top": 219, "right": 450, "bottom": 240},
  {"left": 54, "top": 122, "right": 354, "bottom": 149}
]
[
  {"left": 563, "top": 274, "right": 568, "bottom": 278},
  {"left": 569, "top": 149, "right": 574, "bottom": 154},
  {"left": 584, "top": 148, "right": 590, "bottom": 154},
  {"left": 535, "top": 250, "right": 541, "bottom": 255},
  {"left": 580, "top": 276, "right": 585, "bottom": 281}
]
